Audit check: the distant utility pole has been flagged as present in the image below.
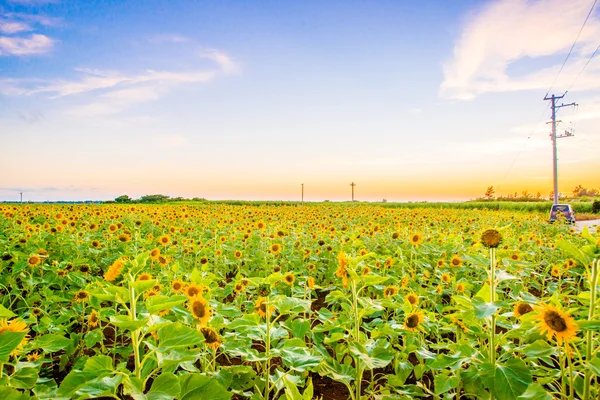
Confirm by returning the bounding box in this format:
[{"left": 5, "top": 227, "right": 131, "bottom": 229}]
[
  {"left": 301, "top": 183, "right": 304, "bottom": 206},
  {"left": 544, "top": 92, "right": 577, "bottom": 205},
  {"left": 19, "top": 192, "right": 22, "bottom": 203},
  {"left": 350, "top": 182, "right": 356, "bottom": 202}
]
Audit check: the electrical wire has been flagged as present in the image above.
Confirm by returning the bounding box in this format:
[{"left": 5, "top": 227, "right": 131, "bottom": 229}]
[
  {"left": 566, "top": 43, "right": 600, "bottom": 91},
  {"left": 546, "top": 0, "right": 598, "bottom": 95}
]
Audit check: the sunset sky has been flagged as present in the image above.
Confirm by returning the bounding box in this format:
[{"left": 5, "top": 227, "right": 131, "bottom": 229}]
[{"left": 1, "top": 0, "right": 599, "bottom": 202}]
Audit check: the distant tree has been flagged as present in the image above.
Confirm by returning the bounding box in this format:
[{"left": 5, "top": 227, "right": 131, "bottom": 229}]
[
  {"left": 191, "top": 197, "right": 207, "bottom": 202},
  {"left": 521, "top": 190, "right": 530, "bottom": 199},
  {"left": 484, "top": 186, "right": 495, "bottom": 199},
  {"left": 139, "top": 194, "right": 170, "bottom": 203},
  {"left": 573, "top": 184, "right": 585, "bottom": 196},
  {"left": 536, "top": 191, "right": 542, "bottom": 199},
  {"left": 115, "top": 195, "right": 132, "bottom": 203}
]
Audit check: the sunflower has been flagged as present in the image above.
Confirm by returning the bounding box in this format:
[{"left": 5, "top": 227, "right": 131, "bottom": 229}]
[
  {"left": 137, "top": 273, "right": 152, "bottom": 281},
  {"left": 307, "top": 276, "right": 315, "bottom": 289},
  {"left": 441, "top": 273, "right": 451, "bottom": 283},
  {"left": 456, "top": 283, "right": 466, "bottom": 293},
  {"left": 91, "top": 240, "right": 101, "bottom": 248},
  {"left": 234, "top": 250, "right": 242, "bottom": 259},
  {"left": 513, "top": 302, "right": 533, "bottom": 318},
  {"left": 450, "top": 255, "right": 462, "bottom": 267},
  {"left": 118, "top": 233, "right": 131, "bottom": 243},
  {"left": 79, "top": 264, "right": 90, "bottom": 274},
  {"left": 158, "top": 235, "right": 171, "bottom": 246},
  {"left": 410, "top": 232, "right": 423, "bottom": 246},
  {"left": 404, "top": 310, "right": 425, "bottom": 332},
  {"left": 28, "top": 255, "right": 41, "bottom": 267},
  {"left": 73, "top": 290, "right": 90, "bottom": 302},
  {"left": 437, "top": 259, "right": 445, "bottom": 268},
  {"left": 405, "top": 293, "right": 419, "bottom": 306},
  {"left": 384, "top": 258, "right": 394, "bottom": 268},
  {"left": 362, "top": 266, "right": 371, "bottom": 275},
  {"left": 383, "top": 285, "right": 399, "bottom": 298},
  {"left": 104, "top": 259, "right": 125, "bottom": 281},
  {"left": 564, "top": 258, "right": 577, "bottom": 269},
  {"left": 534, "top": 303, "right": 578, "bottom": 345},
  {"left": 551, "top": 265, "right": 561, "bottom": 277},
  {"left": 27, "top": 352, "right": 41, "bottom": 362},
  {"left": 31, "top": 308, "right": 42, "bottom": 317},
  {"left": 255, "top": 297, "right": 274, "bottom": 319},
  {"left": 88, "top": 310, "right": 99, "bottom": 327},
  {"left": 185, "top": 283, "right": 203, "bottom": 298},
  {"left": 188, "top": 295, "right": 211, "bottom": 326},
  {"left": 171, "top": 280, "right": 184, "bottom": 293},
  {"left": 481, "top": 229, "right": 502, "bottom": 248},
  {"left": 270, "top": 243, "right": 282, "bottom": 254},
  {"left": 283, "top": 272, "right": 295, "bottom": 285},
  {"left": 511, "top": 253, "right": 521, "bottom": 261},
  {"left": 233, "top": 282, "right": 244, "bottom": 293},
  {"left": 308, "top": 263, "right": 316, "bottom": 271},
  {"left": 200, "top": 327, "right": 222, "bottom": 350},
  {"left": 108, "top": 224, "right": 118, "bottom": 232},
  {"left": 149, "top": 248, "right": 161, "bottom": 260}
]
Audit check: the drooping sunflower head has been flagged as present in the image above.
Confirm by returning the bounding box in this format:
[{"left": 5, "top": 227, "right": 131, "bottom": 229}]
[
  {"left": 200, "top": 326, "right": 222, "bottom": 350},
  {"left": 74, "top": 290, "right": 90, "bottom": 302},
  {"left": 188, "top": 296, "right": 211, "bottom": 326},
  {"left": 481, "top": 229, "right": 502, "bottom": 248},
  {"left": 534, "top": 303, "right": 578, "bottom": 345},
  {"left": 307, "top": 276, "right": 315, "bottom": 289},
  {"left": 88, "top": 310, "right": 99, "bottom": 327},
  {"left": 383, "top": 285, "right": 399, "bottom": 299},
  {"left": 137, "top": 273, "right": 152, "bottom": 281},
  {"left": 255, "top": 297, "right": 274, "bottom": 319},
  {"left": 513, "top": 302, "right": 533, "bottom": 318},
  {"left": 404, "top": 311, "right": 425, "bottom": 332},
  {"left": 405, "top": 293, "right": 419, "bottom": 306}
]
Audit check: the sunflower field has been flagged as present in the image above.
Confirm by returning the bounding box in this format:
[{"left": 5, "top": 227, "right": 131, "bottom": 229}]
[{"left": 1, "top": 203, "right": 599, "bottom": 400}]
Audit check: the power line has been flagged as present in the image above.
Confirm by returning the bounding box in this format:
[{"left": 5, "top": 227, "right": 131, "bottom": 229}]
[
  {"left": 546, "top": 0, "right": 598, "bottom": 95},
  {"left": 566, "top": 43, "right": 600, "bottom": 91}
]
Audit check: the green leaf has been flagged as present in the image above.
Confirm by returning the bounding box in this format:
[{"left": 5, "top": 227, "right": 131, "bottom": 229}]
[
  {"left": 0, "top": 332, "right": 26, "bottom": 362},
  {"left": 472, "top": 297, "right": 501, "bottom": 319},
  {"left": 283, "top": 375, "right": 303, "bottom": 400},
  {"left": 494, "top": 359, "right": 532, "bottom": 400},
  {"left": 474, "top": 283, "right": 491, "bottom": 302},
  {"left": 434, "top": 372, "right": 459, "bottom": 395},
  {"left": 31, "top": 333, "right": 71, "bottom": 352},
  {"left": 360, "top": 275, "right": 389, "bottom": 286},
  {"left": 587, "top": 357, "right": 600, "bottom": 376},
  {"left": 9, "top": 367, "right": 39, "bottom": 389},
  {"left": 157, "top": 322, "right": 204, "bottom": 350},
  {"left": 579, "top": 320, "right": 600, "bottom": 331},
  {"left": 130, "top": 279, "right": 157, "bottom": 294},
  {"left": 179, "top": 374, "right": 232, "bottom": 400},
  {"left": 274, "top": 296, "right": 311, "bottom": 315},
  {"left": 146, "top": 295, "right": 187, "bottom": 314},
  {"left": 518, "top": 383, "right": 552, "bottom": 400},
  {"left": 557, "top": 240, "right": 593, "bottom": 266},
  {"left": 348, "top": 342, "right": 394, "bottom": 370},
  {"left": 522, "top": 340, "right": 557, "bottom": 358},
  {"left": 284, "top": 318, "right": 311, "bottom": 339},
  {"left": 83, "top": 355, "right": 113, "bottom": 373},
  {"left": 85, "top": 329, "right": 104, "bottom": 348},
  {"left": 429, "top": 353, "right": 465, "bottom": 370},
  {"left": 148, "top": 372, "right": 181, "bottom": 400},
  {"left": 0, "top": 304, "right": 16, "bottom": 318},
  {"left": 281, "top": 346, "right": 323, "bottom": 372},
  {"left": 109, "top": 315, "right": 149, "bottom": 331},
  {"left": 0, "top": 386, "right": 31, "bottom": 400}
]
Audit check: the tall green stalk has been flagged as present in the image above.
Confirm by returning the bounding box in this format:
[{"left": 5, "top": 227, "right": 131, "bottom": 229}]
[
  {"left": 351, "top": 279, "right": 362, "bottom": 400},
  {"left": 264, "top": 295, "right": 272, "bottom": 400},
  {"left": 489, "top": 247, "right": 496, "bottom": 366},
  {"left": 584, "top": 258, "right": 598, "bottom": 400}
]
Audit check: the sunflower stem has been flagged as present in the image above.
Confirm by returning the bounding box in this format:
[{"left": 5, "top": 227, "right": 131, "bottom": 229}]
[
  {"left": 351, "top": 279, "right": 363, "bottom": 400},
  {"left": 489, "top": 247, "right": 496, "bottom": 366},
  {"left": 264, "top": 295, "right": 271, "bottom": 400},
  {"left": 129, "top": 281, "right": 141, "bottom": 380},
  {"left": 584, "top": 258, "right": 598, "bottom": 400}
]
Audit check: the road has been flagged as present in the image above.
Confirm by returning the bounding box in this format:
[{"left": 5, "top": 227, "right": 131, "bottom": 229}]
[{"left": 575, "top": 219, "right": 600, "bottom": 233}]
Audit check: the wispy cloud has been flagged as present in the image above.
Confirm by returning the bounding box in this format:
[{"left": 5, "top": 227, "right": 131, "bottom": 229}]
[
  {"left": 0, "top": 20, "right": 31, "bottom": 34},
  {"left": 0, "top": 33, "right": 54, "bottom": 55},
  {"left": 18, "top": 109, "right": 44, "bottom": 123},
  {"left": 153, "top": 134, "right": 187, "bottom": 148},
  {"left": 199, "top": 48, "right": 239, "bottom": 74},
  {"left": 440, "top": 0, "right": 600, "bottom": 100}
]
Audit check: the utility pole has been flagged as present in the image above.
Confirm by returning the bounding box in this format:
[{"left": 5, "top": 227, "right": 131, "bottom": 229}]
[
  {"left": 301, "top": 183, "right": 304, "bottom": 206},
  {"left": 19, "top": 192, "right": 22, "bottom": 203},
  {"left": 350, "top": 182, "right": 356, "bottom": 202},
  {"left": 544, "top": 92, "right": 577, "bottom": 205}
]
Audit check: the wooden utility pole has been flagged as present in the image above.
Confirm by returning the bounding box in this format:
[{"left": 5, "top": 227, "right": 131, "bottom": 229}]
[
  {"left": 350, "top": 182, "right": 356, "bottom": 202},
  {"left": 301, "top": 183, "right": 304, "bottom": 206}
]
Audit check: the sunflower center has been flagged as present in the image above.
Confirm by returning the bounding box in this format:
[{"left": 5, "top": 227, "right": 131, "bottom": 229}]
[
  {"left": 406, "top": 314, "right": 420, "bottom": 328},
  {"left": 192, "top": 301, "right": 207, "bottom": 318},
  {"left": 201, "top": 328, "right": 218, "bottom": 343},
  {"left": 187, "top": 287, "right": 200, "bottom": 297},
  {"left": 517, "top": 303, "right": 533, "bottom": 315},
  {"left": 544, "top": 311, "right": 567, "bottom": 332}
]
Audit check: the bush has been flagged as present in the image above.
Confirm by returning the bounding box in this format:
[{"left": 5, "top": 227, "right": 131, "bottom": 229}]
[{"left": 593, "top": 200, "right": 600, "bottom": 214}]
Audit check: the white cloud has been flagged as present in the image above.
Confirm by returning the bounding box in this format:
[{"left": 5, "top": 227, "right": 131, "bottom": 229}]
[
  {"left": 200, "top": 48, "right": 239, "bottom": 74},
  {"left": 149, "top": 34, "right": 190, "bottom": 44},
  {"left": 0, "top": 33, "right": 54, "bottom": 55},
  {"left": 0, "top": 20, "right": 31, "bottom": 34},
  {"left": 440, "top": 0, "right": 600, "bottom": 100}
]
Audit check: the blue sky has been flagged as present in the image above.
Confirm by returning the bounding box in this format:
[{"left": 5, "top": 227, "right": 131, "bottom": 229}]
[{"left": 1, "top": 0, "right": 599, "bottom": 202}]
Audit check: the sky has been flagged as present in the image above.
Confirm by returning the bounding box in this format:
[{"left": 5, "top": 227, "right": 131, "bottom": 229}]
[{"left": 1, "top": 0, "right": 599, "bottom": 202}]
